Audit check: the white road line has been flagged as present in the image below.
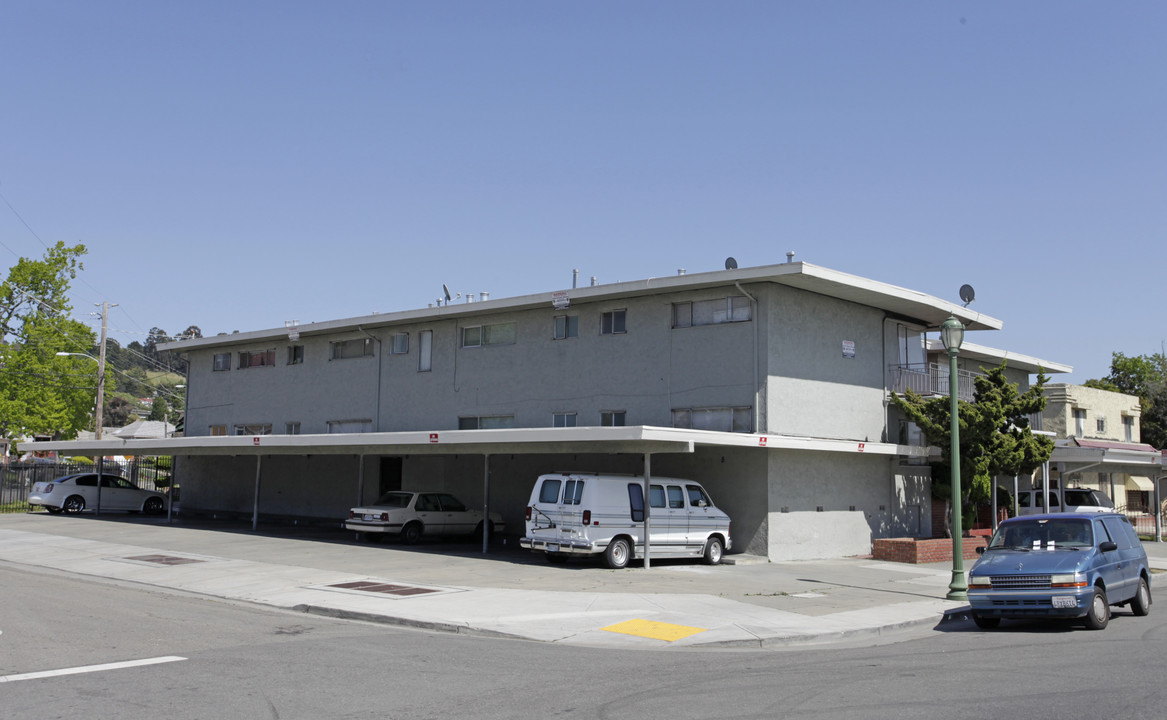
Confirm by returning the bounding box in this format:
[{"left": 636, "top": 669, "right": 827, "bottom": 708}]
[{"left": 0, "top": 655, "right": 186, "bottom": 683}]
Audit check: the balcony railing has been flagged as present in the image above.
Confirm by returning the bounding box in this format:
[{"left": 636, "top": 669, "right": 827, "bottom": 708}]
[{"left": 888, "top": 363, "right": 979, "bottom": 402}]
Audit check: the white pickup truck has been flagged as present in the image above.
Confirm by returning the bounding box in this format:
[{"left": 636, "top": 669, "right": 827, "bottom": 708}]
[{"left": 1016, "top": 488, "right": 1114, "bottom": 515}]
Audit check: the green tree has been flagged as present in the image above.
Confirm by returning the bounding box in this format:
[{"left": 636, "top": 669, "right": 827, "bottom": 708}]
[
  {"left": 892, "top": 363, "right": 1055, "bottom": 532},
  {"left": 0, "top": 242, "right": 99, "bottom": 440},
  {"left": 148, "top": 396, "right": 169, "bottom": 422},
  {"left": 1085, "top": 351, "right": 1167, "bottom": 450}
]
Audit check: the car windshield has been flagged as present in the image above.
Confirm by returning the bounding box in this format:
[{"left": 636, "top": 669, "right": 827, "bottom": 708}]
[
  {"left": 989, "top": 518, "right": 1094, "bottom": 549},
  {"left": 372, "top": 492, "right": 412, "bottom": 508}
]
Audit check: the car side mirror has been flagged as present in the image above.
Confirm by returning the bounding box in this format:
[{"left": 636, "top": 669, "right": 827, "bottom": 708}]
[
  {"left": 975, "top": 546, "right": 986, "bottom": 555},
  {"left": 1099, "top": 541, "right": 1118, "bottom": 553}
]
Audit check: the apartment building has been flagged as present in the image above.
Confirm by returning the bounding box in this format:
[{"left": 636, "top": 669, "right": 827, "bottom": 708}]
[{"left": 131, "top": 260, "right": 1067, "bottom": 560}]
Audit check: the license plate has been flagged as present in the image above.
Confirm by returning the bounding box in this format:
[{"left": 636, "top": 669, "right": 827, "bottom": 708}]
[
  {"left": 363, "top": 514, "right": 375, "bottom": 521},
  {"left": 546, "top": 543, "right": 559, "bottom": 552},
  {"left": 1052, "top": 596, "right": 1076, "bottom": 608}
]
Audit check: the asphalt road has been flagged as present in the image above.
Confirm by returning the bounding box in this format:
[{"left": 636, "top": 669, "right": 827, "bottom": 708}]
[{"left": 3, "top": 564, "right": 1165, "bottom": 720}]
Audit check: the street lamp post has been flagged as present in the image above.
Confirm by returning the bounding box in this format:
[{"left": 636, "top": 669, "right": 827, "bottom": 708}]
[
  {"left": 940, "top": 316, "right": 968, "bottom": 601},
  {"left": 56, "top": 350, "right": 107, "bottom": 515}
]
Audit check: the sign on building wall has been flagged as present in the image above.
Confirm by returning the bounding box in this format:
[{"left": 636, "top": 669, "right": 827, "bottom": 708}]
[{"left": 842, "top": 340, "right": 855, "bottom": 359}]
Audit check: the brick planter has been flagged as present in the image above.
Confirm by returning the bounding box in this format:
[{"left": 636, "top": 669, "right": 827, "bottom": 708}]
[{"left": 873, "top": 535, "right": 989, "bottom": 564}]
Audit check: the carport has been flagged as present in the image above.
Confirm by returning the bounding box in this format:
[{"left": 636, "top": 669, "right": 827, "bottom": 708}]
[
  {"left": 1046, "top": 438, "right": 1166, "bottom": 538},
  {"left": 32, "top": 426, "right": 929, "bottom": 565}
]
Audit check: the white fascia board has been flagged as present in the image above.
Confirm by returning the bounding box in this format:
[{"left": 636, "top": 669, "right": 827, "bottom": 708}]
[
  {"left": 1052, "top": 446, "right": 1163, "bottom": 473},
  {"left": 32, "top": 426, "right": 927, "bottom": 459},
  {"left": 926, "top": 340, "right": 1072, "bottom": 375},
  {"left": 160, "top": 261, "right": 1004, "bottom": 352}
]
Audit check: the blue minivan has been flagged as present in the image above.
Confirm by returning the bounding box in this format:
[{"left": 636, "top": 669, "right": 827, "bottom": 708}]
[{"left": 967, "top": 512, "right": 1152, "bottom": 630}]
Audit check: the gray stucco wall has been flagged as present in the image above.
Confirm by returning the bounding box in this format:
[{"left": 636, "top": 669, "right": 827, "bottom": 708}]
[
  {"left": 763, "top": 286, "right": 889, "bottom": 441},
  {"left": 185, "top": 284, "right": 762, "bottom": 437}
]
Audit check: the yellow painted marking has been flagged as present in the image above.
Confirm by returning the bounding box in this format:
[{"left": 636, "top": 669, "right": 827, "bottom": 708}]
[{"left": 601, "top": 619, "right": 707, "bottom": 642}]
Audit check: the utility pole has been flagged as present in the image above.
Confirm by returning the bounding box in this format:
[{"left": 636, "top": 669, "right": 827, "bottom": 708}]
[{"left": 95, "top": 301, "right": 110, "bottom": 441}]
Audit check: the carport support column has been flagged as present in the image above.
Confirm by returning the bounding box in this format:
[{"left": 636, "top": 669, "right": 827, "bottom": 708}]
[
  {"left": 252, "top": 456, "right": 263, "bottom": 531},
  {"left": 482, "top": 454, "right": 490, "bottom": 554},
  {"left": 357, "top": 455, "right": 365, "bottom": 506},
  {"left": 1157, "top": 476, "right": 1162, "bottom": 544},
  {"left": 643, "top": 453, "right": 652, "bottom": 569}
]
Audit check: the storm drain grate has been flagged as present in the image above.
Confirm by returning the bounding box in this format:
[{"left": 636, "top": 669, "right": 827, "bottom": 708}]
[
  {"left": 123, "top": 554, "right": 207, "bottom": 566},
  {"left": 326, "top": 581, "right": 441, "bottom": 597}
]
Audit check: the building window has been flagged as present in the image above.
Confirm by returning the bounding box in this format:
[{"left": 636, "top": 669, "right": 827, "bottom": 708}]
[
  {"left": 1073, "top": 408, "right": 1087, "bottom": 436},
  {"left": 287, "top": 345, "right": 304, "bottom": 365},
  {"left": 553, "top": 412, "right": 577, "bottom": 428},
  {"left": 327, "top": 419, "right": 372, "bottom": 433},
  {"left": 234, "top": 423, "right": 273, "bottom": 435},
  {"left": 601, "top": 310, "right": 627, "bottom": 335},
  {"left": 238, "top": 349, "right": 276, "bottom": 369},
  {"left": 461, "top": 322, "right": 517, "bottom": 348},
  {"left": 1123, "top": 416, "right": 1135, "bottom": 442},
  {"left": 673, "top": 296, "right": 752, "bottom": 328},
  {"left": 554, "top": 315, "right": 578, "bottom": 340},
  {"left": 331, "top": 338, "right": 375, "bottom": 360},
  {"left": 390, "top": 333, "right": 409, "bottom": 354},
  {"left": 1129, "top": 490, "right": 1150, "bottom": 513},
  {"left": 458, "top": 415, "right": 515, "bottom": 430},
  {"left": 418, "top": 330, "right": 432, "bottom": 372},
  {"left": 1096, "top": 417, "right": 1106, "bottom": 434},
  {"left": 213, "top": 353, "right": 231, "bottom": 372},
  {"left": 601, "top": 411, "right": 626, "bottom": 427},
  {"left": 285, "top": 422, "right": 301, "bottom": 435},
  {"left": 672, "top": 406, "right": 753, "bottom": 433},
  {"left": 209, "top": 424, "right": 227, "bottom": 436}
]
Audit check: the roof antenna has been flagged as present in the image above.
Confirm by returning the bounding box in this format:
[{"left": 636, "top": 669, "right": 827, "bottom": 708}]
[{"left": 441, "top": 284, "right": 452, "bottom": 306}]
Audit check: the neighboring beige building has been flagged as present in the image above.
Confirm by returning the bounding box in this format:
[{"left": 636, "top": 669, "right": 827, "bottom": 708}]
[{"left": 1042, "top": 384, "right": 1157, "bottom": 513}]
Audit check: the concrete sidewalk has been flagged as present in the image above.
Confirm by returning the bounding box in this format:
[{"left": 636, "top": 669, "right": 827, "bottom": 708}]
[{"left": 3, "top": 514, "right": 1164, "bottom": 650}]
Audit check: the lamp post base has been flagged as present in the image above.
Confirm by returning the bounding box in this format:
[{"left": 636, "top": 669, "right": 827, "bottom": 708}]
[{"left": 946, "top": 571, "right": 968, "bottom": 601}]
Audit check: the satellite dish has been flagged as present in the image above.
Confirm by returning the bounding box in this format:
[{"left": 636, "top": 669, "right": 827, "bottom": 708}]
[
  {"left": 725, "top": 257, "right": 738, "bottom": 270},
  {"left": 442, "top": 284, "right": 451, "bottom": 302},
  {"left": 959, "top": 284, "right": 976, "bottom": 307}
]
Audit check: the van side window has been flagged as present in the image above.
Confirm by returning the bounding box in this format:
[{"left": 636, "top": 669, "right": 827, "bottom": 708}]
[
  {"left": 1018, "top": 493, "right": 1030, "bottom": 508},
  {"left": 686, "top": 485, "right": 711, "bottom": 508},
  {"left": 628, "top": 484, "right": 645, "bottom": 523},
  {"left": 564, "top": 480, "right": 584, "bottom": 505},
  {"left": 649, "top": 485, "right": 666, "bottom": 508},
  {"left": 1101, "top": 517, "right": 1133, "bottom": 550},
  {"left": 667, "top": 486, "right": 685, "bottom": 509},
  {"left": 539, "top": 480, "right": 561, "bottom": 504}
]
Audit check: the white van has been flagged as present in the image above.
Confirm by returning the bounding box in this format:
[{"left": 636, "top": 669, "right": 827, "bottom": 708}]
[
  {"left": 1017, "top": 488, "right": 1114, "bottom": 515},
  {"left": 520, "top": 472, "right": 732, "bottom": 569}
]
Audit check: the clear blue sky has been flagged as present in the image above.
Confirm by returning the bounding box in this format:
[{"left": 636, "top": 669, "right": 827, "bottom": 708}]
[{"left": 2, "top": 2, "right": 1163, "bottom": 383}]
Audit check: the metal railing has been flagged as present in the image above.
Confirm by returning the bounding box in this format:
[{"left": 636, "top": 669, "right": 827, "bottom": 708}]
[
  {"left": 1, "top": 459, "right": 174, "bottom": 513},
  {"left": 888, "top": 362, "right": 979, "bottom": 402}
]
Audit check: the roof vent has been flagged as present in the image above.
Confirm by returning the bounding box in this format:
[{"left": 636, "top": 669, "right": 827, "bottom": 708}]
[{"left": 786, "top": 251, "right": 796, "bottom": 263}]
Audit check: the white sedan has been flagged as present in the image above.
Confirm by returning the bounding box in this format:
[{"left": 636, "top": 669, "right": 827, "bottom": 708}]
[
  {"left": 345, "top": 491, "right": 505, "bottom": 544},
  {"left": 28, "top": 473, "right": 169, "bottom": 515}
]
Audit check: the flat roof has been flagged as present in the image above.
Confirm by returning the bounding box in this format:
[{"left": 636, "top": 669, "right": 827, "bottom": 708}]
[
  {"left": 30, "top": 426, "right": 931, "bottom": 459},
  {"left": 161, "top": 261, "right": 1004, "bottom": 352},
  {"left": 926, "top": 340, "right": 1072, "bottom": 375}
]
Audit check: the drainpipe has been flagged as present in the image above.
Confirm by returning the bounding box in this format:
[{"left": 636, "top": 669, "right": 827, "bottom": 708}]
[
  {"left": 734, "top": 281, "right": 761, "bottom": 433},
  {"left": 357, "top": 326, "right": 383, "bottom": 432}
]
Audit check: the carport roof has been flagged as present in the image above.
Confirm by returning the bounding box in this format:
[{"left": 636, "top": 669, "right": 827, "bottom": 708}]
[
  {"left": 29, "top": 425, "right": 931, "bottom": 459},
  {"left": 1052, "top": 437, "right": 1164, "bottom": 477}
]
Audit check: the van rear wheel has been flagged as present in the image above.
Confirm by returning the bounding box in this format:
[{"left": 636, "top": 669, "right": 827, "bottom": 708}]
[
  {"left": 605, "top": 537, "right": 631, "bottom": 569},
  {"left": 703, "top": 536, "right": 724, "bottom": 565},
  {"left": 1132, "top": 577, "right": 1151, "bottom": 616}
]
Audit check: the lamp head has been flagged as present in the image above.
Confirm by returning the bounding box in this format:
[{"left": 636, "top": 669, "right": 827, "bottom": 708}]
[{"left": 940, "top": 315, "right": 965, "bottom": 352}]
